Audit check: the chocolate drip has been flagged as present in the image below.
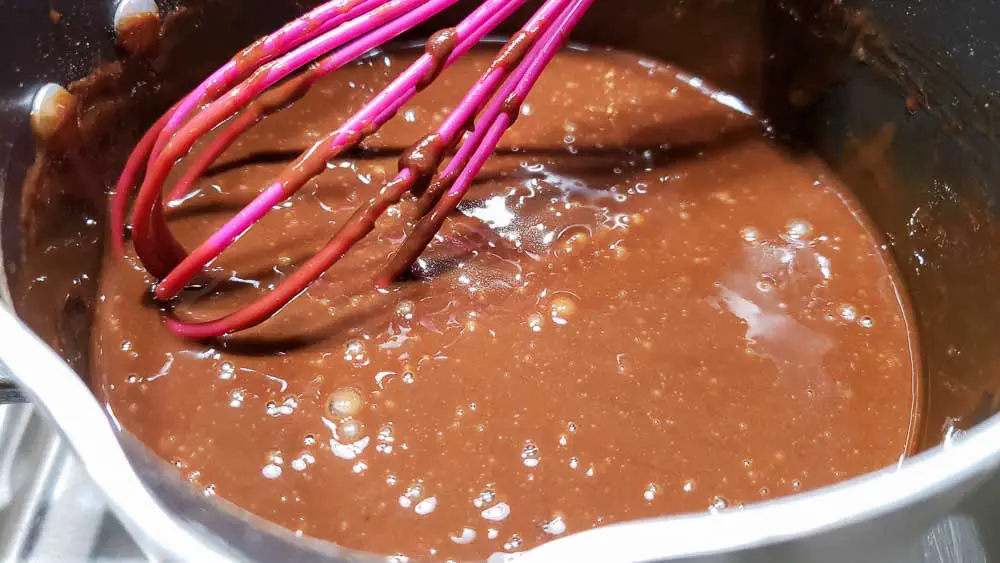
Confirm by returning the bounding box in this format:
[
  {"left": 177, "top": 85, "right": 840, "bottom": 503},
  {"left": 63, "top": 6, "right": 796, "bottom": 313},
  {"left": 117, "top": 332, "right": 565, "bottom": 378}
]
[
  {"left": 398, "top": 132, "right": 446, "bottom": 178},
  {"left": 416, "top": 28, "right": 459, "bottom": 91}
]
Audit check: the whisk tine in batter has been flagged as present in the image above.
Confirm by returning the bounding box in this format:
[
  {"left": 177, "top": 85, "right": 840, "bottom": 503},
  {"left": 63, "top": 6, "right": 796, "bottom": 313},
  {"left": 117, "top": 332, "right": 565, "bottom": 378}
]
[{"left": 113, "top": 0, "right": 593, "bottom": 338}]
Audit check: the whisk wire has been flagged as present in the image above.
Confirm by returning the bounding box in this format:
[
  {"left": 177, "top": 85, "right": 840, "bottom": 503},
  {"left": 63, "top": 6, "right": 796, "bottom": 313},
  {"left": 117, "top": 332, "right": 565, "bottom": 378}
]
[
  {"left": 115, "top": 0, "right": 592, "bottom": 338},
  {"left": 151, "top": 0, "right": 531, "bottom": 303}
]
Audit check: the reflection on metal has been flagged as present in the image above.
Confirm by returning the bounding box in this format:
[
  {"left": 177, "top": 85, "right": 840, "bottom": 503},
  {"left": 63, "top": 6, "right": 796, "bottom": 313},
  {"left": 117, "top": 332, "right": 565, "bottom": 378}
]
[
  {"left": 919, "top": 515, "right": 987, "bottom": 563},
  {"left": 0, "top": 403, "right": 146, "bottom": 561}
]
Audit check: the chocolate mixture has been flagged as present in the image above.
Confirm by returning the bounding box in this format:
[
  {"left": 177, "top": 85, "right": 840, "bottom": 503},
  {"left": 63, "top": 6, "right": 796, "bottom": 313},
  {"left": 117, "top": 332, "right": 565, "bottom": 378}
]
[{"left": 83, "top": 45, "right": 922, "bottom": 560}]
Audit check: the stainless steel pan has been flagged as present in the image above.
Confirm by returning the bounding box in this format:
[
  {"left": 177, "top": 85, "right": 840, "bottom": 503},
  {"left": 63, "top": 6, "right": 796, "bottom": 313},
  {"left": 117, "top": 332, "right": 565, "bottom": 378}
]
[{"left": 3, "top": 0, "right": 1000, "bottom": 560}]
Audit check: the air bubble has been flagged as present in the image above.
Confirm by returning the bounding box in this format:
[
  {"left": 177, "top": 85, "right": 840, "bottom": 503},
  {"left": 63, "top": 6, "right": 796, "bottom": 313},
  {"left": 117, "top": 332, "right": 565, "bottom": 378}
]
[
  {"left": 613, "top": 244, "right": 629, "bottom": 260},
  {"left": 343, "top": 339, "right": 369, "bottom": 365},
  {"left": 450, "top": 527, "right": 477, "bottom": 545},
  {"left": 643, "top": 483, "right": 659, "bottom": 501},
  {"left": 399, "top": 484, "right": 423, "bottom": 508},
  {"left": 338, "top": 419, "right": 364, "bottom": 441},
  {"left": 785, "top": 219, "right": 814, "bottom": 240},
  {"left": 549, "top": 294, "right": 579, "bottom": 325},
  {"left": 708, "top": 496, "right": 729, "bottom": 514},
  {"left": 859, "top": 316, "right": 874, "bottom": 328},
  {"left": 838, "top": 304, "right": 857, "bottom": 321},
  {"left": 521, "top": 441, "right": 540, "bottom": 467},
  {"left": 682, "top": 479, "right": 695, "bottom": 493},
  {"left": 527, "top": 313, "right": 544, "bottom": 333},
  {"left": 555, "top": 226, "right": 591, "bottom": 257},
  {"left": 414, "top": 496, "right": 437, "bottom": 515},
  {"left": 378, "top": 425, "right": 394, "bottom": 443},
  {"left": 396, "top": 300, "right": 415, "bottom": 320},
  {"left": 542, "top": 516, "right": 567, "bottom": 536},
  {"left": 472, "top": 488, "right": 496, "bottom": 508},
  {"left": 482, "top": 502, "right": 511, "bottom": 521},
  {"left": 218, "top": 362, "right": 236, "bottom": 380},
  {"left": 261, "top": 464, "right": 282, "bottom": 479},
  {"left": 739, "top": 227, "right": 760, "bottom": 243},
  {"left": 329, "top": 388, "right": 364, "bottom": 417},
  {"left": 756, "top": 275, "right": 776, "bottom": 292}
]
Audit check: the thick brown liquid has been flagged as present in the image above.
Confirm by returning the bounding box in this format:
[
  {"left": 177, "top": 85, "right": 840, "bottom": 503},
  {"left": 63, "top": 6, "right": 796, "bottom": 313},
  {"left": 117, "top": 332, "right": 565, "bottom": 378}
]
[{"left": 93, "top": 47, "right": 920, "bottom": 560}]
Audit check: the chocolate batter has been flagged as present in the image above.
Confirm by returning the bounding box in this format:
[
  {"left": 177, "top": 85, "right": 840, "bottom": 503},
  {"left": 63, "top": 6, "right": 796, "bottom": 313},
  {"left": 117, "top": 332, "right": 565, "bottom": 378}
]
[{"left": 91, "top": 46, "right": 919, "bottom": 560}]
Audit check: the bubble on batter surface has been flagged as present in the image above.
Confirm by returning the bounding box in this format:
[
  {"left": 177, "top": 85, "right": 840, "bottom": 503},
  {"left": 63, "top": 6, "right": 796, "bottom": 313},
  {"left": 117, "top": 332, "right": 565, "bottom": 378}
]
[
  {"left": 740, "top": 226, "right": 760, "bottom": 243},
  {"left": 481, "top": 502, "right": 511, "bottom": 522},
  {"left": 708, "top": 495, "right": 730, "bottom": 514},
  {"left": 338, "top": 419, "right": 364, "bottom": 441},
  {"left": 554, "top": 226, "right": 591, "bottom": 257},
  {"left": 542, "top": 515, "right": 567, "bottom": 536},
  {"left": 473, "top": 488, "right": 496, "bottom": 508},
  {"left": 343, "top": 339, "right": 369, "bottom": 366},
  {"left": 396, "top": 300, "right": 415, "bottom": 320},
  {"left": 329, "top": 387, "right": 364, "bottom": 417},
  {"left": 503, "top": 534, "right": 523, "bottom": 551},
  {"left": 838, "top": 303, "right": 857, "bottom": 321},
  {"left": 414, "top": 496, "right": 437, "bottom": 516},
  {"left": 218, "top": 362, "right": 236, "bottom": 380},
  {"left": 643, "top": 483, "right": 660, "bottom": 502},
  {"left": 756, "top": 275, "right": 777, "bottom": 293},
  {"left": 450, "top": 527, "right": 477, "bottom": 544},
  {"left": 549, "top": 294, "right": 579, "bottom": 325},
  {"left": 261, "top": 464, "right": 282, "bottom": 479},
  {"left": 521, "top": 441, "right": 540, "bottom": 468},
  {"left": 398, "top": 483, "right": 423, "bottom": 509},
  {"left": 784, "top": 219, "right": 814, "bottom": 240}
]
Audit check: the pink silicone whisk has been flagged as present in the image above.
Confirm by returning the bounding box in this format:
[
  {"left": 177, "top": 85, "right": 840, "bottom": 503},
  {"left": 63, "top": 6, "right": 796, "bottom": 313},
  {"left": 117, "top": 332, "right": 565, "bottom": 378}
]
[{"left": 114, "top": 0, "right": 594, "bottom": 338}]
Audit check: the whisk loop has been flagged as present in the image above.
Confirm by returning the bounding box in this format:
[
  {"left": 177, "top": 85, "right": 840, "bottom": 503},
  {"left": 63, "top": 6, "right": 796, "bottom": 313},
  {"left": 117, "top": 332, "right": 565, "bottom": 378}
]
[{"left": 115, "top": 0, "right": 594, "bottom": 338}]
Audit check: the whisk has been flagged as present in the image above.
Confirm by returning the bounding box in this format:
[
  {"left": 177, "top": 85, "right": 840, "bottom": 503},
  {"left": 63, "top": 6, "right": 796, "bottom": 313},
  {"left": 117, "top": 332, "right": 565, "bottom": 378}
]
[{"left": 114, "top": 0, "right": 593, "bottom": 339}]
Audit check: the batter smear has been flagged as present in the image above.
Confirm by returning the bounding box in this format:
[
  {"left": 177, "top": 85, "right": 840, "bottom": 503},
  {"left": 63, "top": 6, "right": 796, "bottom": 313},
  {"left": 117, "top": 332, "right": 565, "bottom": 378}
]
[{"left": 93, "top": 46, "right": 920, "bottom": 560}]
